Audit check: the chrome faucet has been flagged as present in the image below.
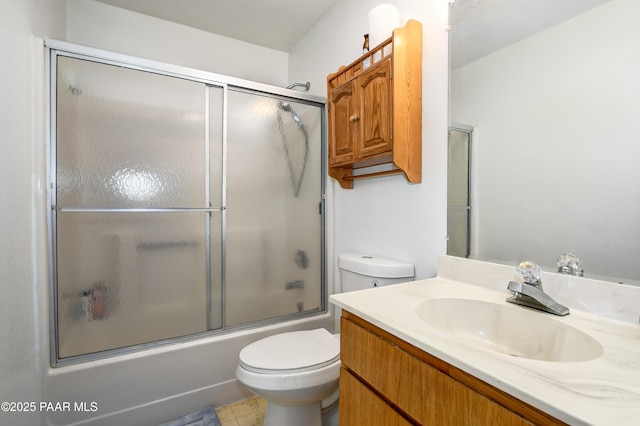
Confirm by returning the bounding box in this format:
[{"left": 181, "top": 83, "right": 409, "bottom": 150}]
[{"left": 506, "top": 261, "right": 570, "bottom": 316}]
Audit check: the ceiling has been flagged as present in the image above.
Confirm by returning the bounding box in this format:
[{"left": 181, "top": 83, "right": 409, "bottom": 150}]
[
  {"left": 94, "top": 0, "right": 339, "bottom": 52},
  {"left": 449, "top": 0, "right": 611, "bottom": 69},
  {"left": 95, "top": 0, "right": 611, "bottom": 64}
]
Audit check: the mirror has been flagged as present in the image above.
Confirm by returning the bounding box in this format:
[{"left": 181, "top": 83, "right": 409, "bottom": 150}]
[{"left": 448, "top": 0, "right": 640, "bottom": 286}]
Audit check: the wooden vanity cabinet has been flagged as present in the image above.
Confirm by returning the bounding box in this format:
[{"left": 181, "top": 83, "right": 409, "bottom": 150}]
[
  {"left": 339, "top": 311, "right": 565, "bottom": 426},
  {"left": 327, "top": 20, "right": 422, "bottom": 189}
]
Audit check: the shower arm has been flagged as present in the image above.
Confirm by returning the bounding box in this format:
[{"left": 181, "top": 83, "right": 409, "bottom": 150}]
[{"left": 286, "top": 82, "right": 311, "bottom": 91}]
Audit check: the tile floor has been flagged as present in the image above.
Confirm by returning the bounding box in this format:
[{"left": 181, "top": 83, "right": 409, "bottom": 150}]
[{"left": 216, "top": 396, "right": 266, "bottom": 426}]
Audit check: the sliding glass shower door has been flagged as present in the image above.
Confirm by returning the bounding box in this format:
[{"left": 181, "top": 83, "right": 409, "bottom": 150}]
[
  {"left": 49, "top": 49, "right": 324, "bottom": 364},
  {"left": 225, "top": 90, "right": 323, "bottom": 326}
]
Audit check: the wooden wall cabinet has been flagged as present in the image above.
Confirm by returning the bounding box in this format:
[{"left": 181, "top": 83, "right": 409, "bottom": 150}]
[
  {"left": 327, "top": 20, "right": 422, "bottom": 189},
  {"left": 339, "top": 311, "right": 566, "bottom": 426}
]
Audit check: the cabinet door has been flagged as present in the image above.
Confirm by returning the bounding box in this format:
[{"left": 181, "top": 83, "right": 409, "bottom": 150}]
[
  {"left": 328, "top": 80, "right": 358, "bottom": 165},
  {"left": 357, "top": 58, "right": 392, "bottom": 158},
  {"left": 340, "top": 368, "right": 412, "bottom": 426}
]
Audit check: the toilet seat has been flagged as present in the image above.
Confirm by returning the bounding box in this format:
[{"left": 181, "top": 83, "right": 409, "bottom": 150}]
[{"left": 239, "top": 328, "right": 340, "bottom": 374}]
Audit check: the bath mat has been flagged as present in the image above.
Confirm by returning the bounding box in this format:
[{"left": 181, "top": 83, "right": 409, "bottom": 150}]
[{"left": 158, "top": 406, "right": 221, "bottom": 426}]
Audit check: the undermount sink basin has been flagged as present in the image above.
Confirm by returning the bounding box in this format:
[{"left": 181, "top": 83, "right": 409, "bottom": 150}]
[{"left": 416, "top": 298, "right": 603, "bottom": 362}]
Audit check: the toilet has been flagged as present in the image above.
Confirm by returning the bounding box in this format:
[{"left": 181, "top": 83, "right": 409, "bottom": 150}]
[{"left": 235, "top": 253, "right": 415, "bottom": 426}]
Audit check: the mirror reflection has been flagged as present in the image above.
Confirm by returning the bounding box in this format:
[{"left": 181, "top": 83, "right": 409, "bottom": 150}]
[{"left": 448, "top": 0, "right": 640, "bottom": 285}]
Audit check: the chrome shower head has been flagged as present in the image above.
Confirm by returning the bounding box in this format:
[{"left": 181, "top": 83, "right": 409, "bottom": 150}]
[
  {"left": 279, "top": 102, "right": 292, "bottom": 112},
  {"left": 278, "top": 102, "right": 305, "bottom": 130},
  {"left": 276, "top": 100, "right": 309, "bottom": 198},
  {"left": 286, "top": 82, "right": 311, "bottom": 91}
]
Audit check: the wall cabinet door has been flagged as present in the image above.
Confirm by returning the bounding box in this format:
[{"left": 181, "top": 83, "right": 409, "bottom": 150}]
[
  {"left": 358, "top": 58, "right": 392, "bottom": 158},
  {"left": 328, "top": 80, "right": 357, "bottom": 165},
  {"left": 328, "top": 59, "right": 392, "bottom": 166}
]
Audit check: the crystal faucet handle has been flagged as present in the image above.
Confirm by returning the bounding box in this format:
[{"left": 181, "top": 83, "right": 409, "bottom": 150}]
[
  {"left": 516, "top": 261, "right": 542, "bottom": 285},
  {"left": 557, "top": 253, "right": 584, "bottom": 276}
]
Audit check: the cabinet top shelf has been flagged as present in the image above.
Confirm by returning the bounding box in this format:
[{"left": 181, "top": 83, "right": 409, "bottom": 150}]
[
  {"left": 327, "top": 37, "right": 392, "bottom": 91},
  {"left": 327, "top": 19, "right": 421, "bottom": 92}
]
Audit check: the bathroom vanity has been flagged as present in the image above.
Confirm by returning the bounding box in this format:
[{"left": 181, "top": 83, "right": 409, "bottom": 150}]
[
  {"left": 330, "top": 256, "right": 640, "bottom": 425},
  {"left": 340, "top": 311, "right": 558, "bottom": 425}
]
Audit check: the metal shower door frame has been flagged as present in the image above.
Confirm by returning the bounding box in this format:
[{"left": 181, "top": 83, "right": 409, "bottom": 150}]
[{"left": 45, "top": 39, "right": 327, "bottom": 367}]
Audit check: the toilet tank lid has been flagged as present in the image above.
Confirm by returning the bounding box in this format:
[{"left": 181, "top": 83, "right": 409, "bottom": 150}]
[{"left": 338, "top": 253, "right": 414, "bottom": 278}]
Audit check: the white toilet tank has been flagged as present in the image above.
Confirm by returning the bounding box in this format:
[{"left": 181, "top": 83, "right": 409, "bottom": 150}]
[{"left": 338, "top": 253, "right": 415, "bottom": 292}]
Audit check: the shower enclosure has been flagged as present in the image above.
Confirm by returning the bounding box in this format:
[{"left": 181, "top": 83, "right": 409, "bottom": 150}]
[
  {"left": 447, "top": 124, "right": 473, "bottom": 258},
  {"left": 47, "top": 42, "right": 326, "bottom": 365}
]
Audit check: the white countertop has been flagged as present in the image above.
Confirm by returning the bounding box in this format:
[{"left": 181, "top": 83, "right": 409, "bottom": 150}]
[{"left": 330, "top": 256, "right": 640, "bottom": 425}]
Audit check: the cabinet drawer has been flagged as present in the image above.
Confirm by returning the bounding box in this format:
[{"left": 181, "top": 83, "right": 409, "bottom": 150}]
[{"left": 341, "top": 314, "right": 543, "bottom": 425}]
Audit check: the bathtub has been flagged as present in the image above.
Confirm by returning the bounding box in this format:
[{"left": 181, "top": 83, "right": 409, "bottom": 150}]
[{"left": 43, "top": 313, "right": 332, "bottom": 426}]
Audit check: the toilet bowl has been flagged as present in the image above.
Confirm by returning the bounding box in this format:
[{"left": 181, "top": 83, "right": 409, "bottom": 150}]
[
  {"left": 320, "top": 385, "right": 340, "bottom": 426},
  {"left": 235, "top": 253, "right": 415, "bottom": 426},
  {"left": 236, "top": 328, "right": 340, "bottom": 426}
]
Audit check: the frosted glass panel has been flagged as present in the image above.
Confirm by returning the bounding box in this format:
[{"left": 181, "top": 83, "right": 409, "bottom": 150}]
[
  {"left": 225, "top": 91, "right": 323, "bottom": 326},
  {"left": 448, "top": 129, "right": 470, "bottom": 207},
  {"left": 209, "top": 212, "right": 223, "bottom": 330},
  {"left": 56, "top": 211, "right": 209, "bottom": 358},
  {"left": 209, "top": 85, "right": 224, "bottom": 208},
  {"left": 447, "top": 128, "right": 471, "bottom": 258},
  {"left": 56, "top": 57, "right": 207, "bottom": 208},
  {"left": 447, "top": 209, "right": 470, "bottom": 258}
]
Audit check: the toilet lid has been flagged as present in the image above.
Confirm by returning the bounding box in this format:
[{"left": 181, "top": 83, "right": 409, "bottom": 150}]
[{"left": 239, "top": 328, "right": 340, "bottom": 374}]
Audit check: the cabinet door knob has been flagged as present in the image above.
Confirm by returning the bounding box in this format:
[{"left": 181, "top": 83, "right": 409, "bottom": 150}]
[{"left": 349, "top": 113, "right": 360, "bottom": 122}]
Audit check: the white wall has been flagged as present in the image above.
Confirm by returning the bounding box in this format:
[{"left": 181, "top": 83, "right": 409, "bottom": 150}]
[
  {"left": 0, "top": 1, "right": 66, "bottom": 425},
  {"left": 66, "top": 0, "right": 289, "bottom": 87},
  {"left": 289, "top": 0, "right": 450, "bottom": 283},
  {"left": 451, "top": 0, "right": 640, "bottom": 282},
  {"left": 39, "top": 4, "right": 332, "bottom": 425},
  {"left": 0, "top": 0, "right": 449, "bottom": 424}
]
